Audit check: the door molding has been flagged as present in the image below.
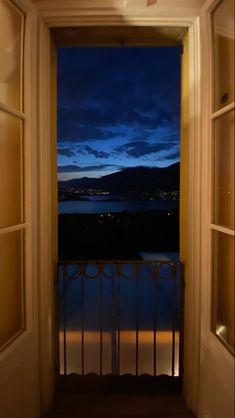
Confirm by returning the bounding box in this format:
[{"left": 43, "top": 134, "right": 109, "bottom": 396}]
[{"left": 37, "top": 3, "right": 202, "bottom": 414}]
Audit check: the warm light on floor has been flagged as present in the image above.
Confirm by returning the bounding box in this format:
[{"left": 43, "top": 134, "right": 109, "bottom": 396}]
[{"left": 59, "top": 330, "right": 179, "bottom": 376}]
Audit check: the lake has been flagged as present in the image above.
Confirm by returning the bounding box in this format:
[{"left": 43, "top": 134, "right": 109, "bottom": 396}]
[{"left": 58, "top": 197, "right": 179, "bottom": 214}]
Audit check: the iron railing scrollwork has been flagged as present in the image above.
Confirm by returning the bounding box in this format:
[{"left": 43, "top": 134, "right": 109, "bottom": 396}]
[{"left": 57, "top": 259, "right": 182, "bottom": 378}]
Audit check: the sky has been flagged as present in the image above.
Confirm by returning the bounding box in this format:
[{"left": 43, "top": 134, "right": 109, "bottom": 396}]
[{"left": 57, "top": 47, "right": 181, "bottom": 181}]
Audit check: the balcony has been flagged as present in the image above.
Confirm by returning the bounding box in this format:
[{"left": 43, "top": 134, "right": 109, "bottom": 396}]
[
  {"left": 43, "top": 257, "right": 197, "bottom": 418},
  {"left": 41, "top": 254, "right": 198, "bottom": 418},
  {"left": 57, "top": 256, "right": 183, "bottom": 383}
]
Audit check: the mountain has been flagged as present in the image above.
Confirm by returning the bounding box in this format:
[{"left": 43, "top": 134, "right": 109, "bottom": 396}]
[{"left": 58, "top": 162, "right": 180, "bottom": 194}]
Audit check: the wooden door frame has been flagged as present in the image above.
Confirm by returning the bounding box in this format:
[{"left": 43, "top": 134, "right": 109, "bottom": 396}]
[
  {"left": 0, "top": 1, "right": 41, "bottom": 417},
  {"left": 37, "top": 3, "right": 202, "bottom": 414},
  {"left": 198, "top": 0, "right": 235, "bottom": 416}
]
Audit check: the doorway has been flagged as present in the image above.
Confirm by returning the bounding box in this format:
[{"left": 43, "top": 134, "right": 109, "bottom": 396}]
[
  {"left": 37, "top": 10, "right": 202, "bottom": 413},
  {"left": 55, "top": 35, "right": 185, "bottom": 385}
]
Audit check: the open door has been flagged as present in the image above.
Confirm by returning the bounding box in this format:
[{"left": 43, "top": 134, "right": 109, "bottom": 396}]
[
  {"left": 198, "top": 0, "right": 234, "bottom": 417},
  {"left": 0, "top": 1, "right": 40, "bottom": 417}
]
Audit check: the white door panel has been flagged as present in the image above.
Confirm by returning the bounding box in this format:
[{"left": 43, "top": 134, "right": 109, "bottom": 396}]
[
  {"left": 198, "top": 1, "right": 235, "bottom": 417},
  {"left": 0, "top": 1, "right": 40, "bottom": 417}
]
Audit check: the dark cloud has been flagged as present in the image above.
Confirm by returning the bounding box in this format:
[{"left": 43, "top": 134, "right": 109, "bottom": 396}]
[
  {"left": 58, "top": 105, "right": 178, "bottom": 142},
  {"left": 57, "top": 47, "right": 180, "bottom": 143},
  {"left": 114, "top": 141, "right": 175, "bottom": 158},
  {"left": 58, "top": 148, "right": 76, "bottom": 157},
  {"left": 160, "top": 150, "right": 180, "bottom": 160},
  {"left": 158, "top": 131, "right": 180, "bottom": 144},
  {"left": 58, "top": 107, "right": 124, "bottom": 142},
  {"left": 57, "top": 48, "right": 180, "bottom": 109},
  {"left": 57, "top": 104, "right": 177, "bottom": 143},
  {"left": 57, "top": 47, "right": 181, "bottom": 172},
  {"left": 79, "top": 145, "right": 109, "bottom": 159}
]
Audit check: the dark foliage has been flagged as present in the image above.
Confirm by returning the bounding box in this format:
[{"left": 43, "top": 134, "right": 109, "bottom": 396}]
[{"left": 58, "top": 209, "right": 179, "bottom": 260}]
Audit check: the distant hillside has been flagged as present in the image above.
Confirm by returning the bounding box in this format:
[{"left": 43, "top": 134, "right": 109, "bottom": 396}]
[{"left": 58, "top": 162, "right": 180, "bottom": 194}]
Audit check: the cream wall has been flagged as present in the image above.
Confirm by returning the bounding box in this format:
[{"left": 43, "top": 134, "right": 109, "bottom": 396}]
[
  {"left": 0, "top": 354, "right": 40, "bottom": 418},
  {"left": 31, "top": 0, "right": 207, "bottom": 8}
]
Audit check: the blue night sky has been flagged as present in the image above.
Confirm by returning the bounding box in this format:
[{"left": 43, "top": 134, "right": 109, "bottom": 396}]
[{"left": 57, "top": 47, "right": 181, "bottom": 181}]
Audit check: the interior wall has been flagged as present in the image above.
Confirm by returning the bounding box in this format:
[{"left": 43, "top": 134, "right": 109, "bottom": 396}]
[
  {"left": 31, "top": 0, "right": 207, "bottom": 9},
  {"left": 198, "top": 346, "right": 235, "bottom": 418},
  {"left": 0, "top": 354, "right": 40, "bottom": 418}
]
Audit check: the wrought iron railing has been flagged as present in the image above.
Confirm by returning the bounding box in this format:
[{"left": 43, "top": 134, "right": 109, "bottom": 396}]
[{"left": 57, "top": 259, "right": 182, "bottom": 378}]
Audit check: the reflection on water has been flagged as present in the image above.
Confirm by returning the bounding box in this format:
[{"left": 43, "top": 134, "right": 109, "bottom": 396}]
[{"left": 58, "top": 199, "right": 179, "bottom": 214}]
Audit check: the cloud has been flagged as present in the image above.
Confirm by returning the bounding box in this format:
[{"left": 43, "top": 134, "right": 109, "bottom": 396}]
[
  {"left": 160, "top": 150, "right": 180, "bottom": 160},
  {"left": 79, "top": 145, "right": 109, "bottom": 159},
  {"left": 57, "top": 48, "right": 180, "bottom": 113},
  {"left": 57, "top": 106, "right": 127, "bottom": 142},
  {"left": 58, "top": 148, "right": 76, "bottom": 157},
  {"left": 114, "top": 141, "right": 175, "bottom": 158},
  {"left": 58, "top": 115, "right": 113, "bottom": 142},
  {"left": 157, "top": 130, "right": 180, "bottom": 144},
  {"left": 57, "top": 47, "right": 180, "bottom": 143},
  {"left": 57, "top": 47, "right": 181, "bottom": 171},
  {"left": 57, "top": 104, "right": 177, "bottom": 143},
  {"left": 58, "top": 164, "right": 119, "bottom": 173}
]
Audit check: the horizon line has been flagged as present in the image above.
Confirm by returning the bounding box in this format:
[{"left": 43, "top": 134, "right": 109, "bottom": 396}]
[{"left": 58, "top": 161, "right": 180, "bottom": 182}]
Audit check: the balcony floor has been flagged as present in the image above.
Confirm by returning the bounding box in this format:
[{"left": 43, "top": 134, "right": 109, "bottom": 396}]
[
  {"left": 44, "top": 393, "right": 195, "bottom": 418},
  {"left": 44, "top": 376, "right": 195, "bottom": 418}
]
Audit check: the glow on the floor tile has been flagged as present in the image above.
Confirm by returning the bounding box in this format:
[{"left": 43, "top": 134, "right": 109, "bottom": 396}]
[{"left": 59, "top": 330, "right": 179, "bottom": 376}]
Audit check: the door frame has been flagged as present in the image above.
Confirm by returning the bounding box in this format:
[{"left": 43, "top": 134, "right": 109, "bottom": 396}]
[
  {"left": 37, "top": 3, "right": 202, "bottom": 414},
  {"left": 198, "top": 0, "right": 235, "bottom": 416}
]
